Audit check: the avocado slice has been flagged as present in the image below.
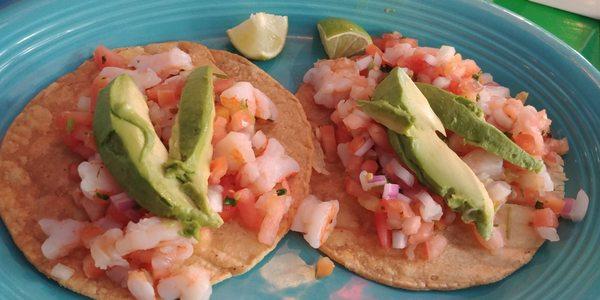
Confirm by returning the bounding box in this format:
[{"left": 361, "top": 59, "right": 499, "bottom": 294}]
[
  {"left": 93, "top": 74, "right": 222, "bottom": 237},
  {"left": 416, "top": 82, "right": 543, "bottom": 172},
  {"left": 357, "top": 99, "right": 414, "bottom": 135},
  {"left": 165, "top": 66, "right": 221, "bottom": 222},
  {"left": 371, "top": 67, "right": 446, "bottom": 136},
  {"left": 388, "top": 131, "right": 494, "bottom": 238}
]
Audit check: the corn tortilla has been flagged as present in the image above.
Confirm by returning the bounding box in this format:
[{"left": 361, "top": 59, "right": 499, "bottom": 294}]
[
  {"left": 0, "top": 41, "right": 313, "bottom": 299},
  {"left": 295, "top": 83, "right": 544, "bottom": 290}
]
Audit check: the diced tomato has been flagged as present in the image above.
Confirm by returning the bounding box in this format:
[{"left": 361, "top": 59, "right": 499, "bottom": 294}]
[
  {"left": 93, "top": 45, "right": 127, "bottom": 69},
  {"left": 90, "top": 75, "right": 113, "bottom": 111},
  {"left": 374, "top": 211, "right": 391, "bottom": 248},
  {"left": 80, "top": 224, "right": 105, "bottom": 248},
  {"left": 126, "top": 249, "right": 154, "bottom": 270},
  {"left": 348, "top": 136, "right": 366, "bottom": 154},
  {"left": 209, "top": 156, "right": 228, "bottom": 185},
  {"left": 62, "top": 134, "right": 95, "bottom": 159},
  {"left": 346, "top": 154, "right": 364, "bottom": 179},
  {"left": 360, "top": 159, "right": 378, "bottom": 173},
  {"left": 541, "top": 193, "right": 565, "bottom": 215},
  {"left": 382, "top": 199, "right": 415, "bottom": 218},
  {"left": 219, "top": 204, "right": 238, "bottom": 222},
  {"left": 215, "top": 105, "right": 230, "bottom": 120},
  {"left": 532, "top": 208, "right": 558, "bottom": 228},
  {"left": 335, "top": 125, "right": 353, "bottom": 144},
  {"left": 365, "top": 44, "right": 383, "bottom": 56},
  {"left": 83, "top": 254, "right": 104, "bottom": 279},
  {"left": 235, "top": 188, "right": 263, "bottom": 230},
  {"left": 319, "top": 125, "right": 338, "bottom": 162},
  {"left": 106, "top": 203, "right": 131, "bottom": 226},
  {"left": 367, "top": 123, "right": 391, "bottom": 151},
  {"left": 157, "top": 88, "right": 179, "bottom": 108},
  {"left": 214, "top": 78, "right": 236, "bottom": 94}
]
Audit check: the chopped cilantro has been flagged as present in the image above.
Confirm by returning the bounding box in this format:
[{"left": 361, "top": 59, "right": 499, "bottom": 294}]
[
  {"left": 472, "top": 71, "right": 482, "bottom": 80},
  {"left": 380, "top": 65, "right": 393, "bottom": 73},
  {"left": 535, "top": 201, "right": 544, "bottom": 209},
  {"left": 101, "top": 55, "right": 107, "bottom": 64},
  {"left": 66, "top": 118, "right": 75, "bottom": 133},
  {"left": 224, "top": 196, "right": 237, "bottom": 206},
  {"left": 95, "top": 192, "right": 109, "bottom": 200},
  {"left": 276, "top": 188, "right": 287, "bottom": 196}
]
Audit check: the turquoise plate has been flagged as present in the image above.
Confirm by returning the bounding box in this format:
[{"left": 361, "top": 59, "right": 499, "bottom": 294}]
[{"left": 0, "top": 0, "right": 598, "bottom": 299}]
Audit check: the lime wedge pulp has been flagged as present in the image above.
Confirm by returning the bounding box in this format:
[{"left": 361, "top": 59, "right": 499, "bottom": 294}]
[
  {"left": 317, "top": 18, "right": 372, "bottom": 59},
  {"left": 226, "top": 12, "right": 288, "bottom": 61}
]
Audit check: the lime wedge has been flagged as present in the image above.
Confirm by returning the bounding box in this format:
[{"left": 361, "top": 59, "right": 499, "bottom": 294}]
[
  {"left": 317, "top": 18, "right": 372, "bottom": 59},
  {"left": 226, "top": 12, "right": 288, "bottom": 61}
]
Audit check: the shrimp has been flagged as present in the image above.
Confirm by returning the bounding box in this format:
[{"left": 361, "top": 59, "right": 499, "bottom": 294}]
[
  {"left": 157, "top": 265, "right": 212, "bottom": 300},
  {"left": 220, "top": 82, "right": 257, "bottom": 115},
  {"left": 90, "top": 228, "right": 129, "bottom": 270},
  {"left": 213, "top": 132, "right": 256, "bottom": 173},
  {"left": 239, "top": 138, "right": 300, "bottom": 194},
  {"left": 78, "top": 160, "right": 121, "bottom": 199},
  {"left": 151, "top": 238, "right": 195, "bottom": 280},
  {"left": 291, "top": 195, "right": 339, "bottom": 248},
  {"left": 461, "top": 149, "right": 504, "bottom": 181},
  {"left": 97, "top": 67, "right": 161, "bottom": 90},
  {"left": 115, "top": 217, "right": 186, "bottom": 256},
  {"left": 129, "top": 47, "right": 193, "bottom": 78},
  {"left": 127, "top": 269, "right": 155, "bottom": 300},
  {"left": 253, "top": 88, "right": 278, "bottom": 120},
  {"left": 257, "top": 194, "right": 292, "bottom": 246},
  {"left": 38, "top": 219, "right": 86, "bottom": 259}
]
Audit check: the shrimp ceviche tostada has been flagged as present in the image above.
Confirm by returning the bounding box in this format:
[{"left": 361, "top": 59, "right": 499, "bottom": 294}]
[
  {"left": 0, "top": 41, "right": 314, "bottom": 299},
  {"left": 295, "top": 19, "right": 589, "bottom": 290}
]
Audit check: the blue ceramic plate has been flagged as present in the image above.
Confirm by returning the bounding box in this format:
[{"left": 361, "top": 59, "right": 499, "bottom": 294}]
[{"left": 0, "top": 0, "right": 598, "bottom": 299}]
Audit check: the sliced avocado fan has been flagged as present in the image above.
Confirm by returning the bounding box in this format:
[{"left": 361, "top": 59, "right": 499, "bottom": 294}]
[
  {"left": 93, "top": 69, "right": 222, "bottom": 238},
  {"left": 358, "top": 67, "right": 494, "bottom": 239},
  {"left": 415, "top": 82, "right": 543, "bottom": 172}
]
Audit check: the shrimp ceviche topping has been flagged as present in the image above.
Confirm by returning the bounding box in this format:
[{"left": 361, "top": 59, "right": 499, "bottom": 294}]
[
  {"left": 298, "top": 30, "right": 589, "bottom": 260},
  {"left": 40, "top": 45, "right": 305, "bottom": 299}
]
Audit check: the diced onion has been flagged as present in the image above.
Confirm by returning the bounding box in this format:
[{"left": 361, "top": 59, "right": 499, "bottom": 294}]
[
  {"left": 415, "top": 192, "right": 443, "bottom": 222},
  {"left": 389, "top": 159, "right": 414, "bottom": 186},
  {"left": 397, "top": 192, "right": 412, "bottom": 203},
  {"left": 432, "top": 76, "right": 451, "bottom": 89},
  {"left": 110, "top": 193, "right": 135, "bottom": 211},
  {"left": 536, "top": 226, "right": 560, "bottom": 242},
  {"left": 353, "top": 138, "right": 374, "bottom": 157},
  {"left": 382, "top": 183, "right": 399, "bottom": 200},
  {"left": 424, "top": 54, "right": 438, "bottom": 66},
  {"left": 356, "top": 55, "right": 373, "bottom": 71},
  {"left": 560, "top": 198, "right": 575, "bottom": 218},
  {"left": 392, "top": 230, "right": 407, "bottom": 249},
  {"left": 207, "top": 185, "right": 224, "bottom": 213},
  {"left": 570, "top": 189, "right": 589, "bottom": 222},
  {"left": 51, "top": 263, "right": 74, "bottom": 281}
]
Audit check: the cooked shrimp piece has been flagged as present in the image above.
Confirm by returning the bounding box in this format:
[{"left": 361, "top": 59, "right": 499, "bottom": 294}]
[
  {"left": 39, "top": 219, "right": 86, "bottom": 259},
  {"left": 115, "top": 217, "right": 186, "bottom": 256},
  {"left": 90, "top": 228, "right": 128, "bottom": 269},
  {"left": 220, "top": 82, "right": 257, "bottom": 115},
  {"left": 127, "top": 269, "right": 155, "bottom": 300},
  {"left": 214, "top": 132, "right": 256, "bottom": 173},
  {"left": 461, "top": 149, "right": 504, "bottom": 181},
  {"left": 78, "top": 160, "right": 121, "bottom": 199},
  {"left": 291, "top": 195, "right": 339, "bottom": 248},
  {"left": 473, "top": 226, "right": 504, "bottom": 250},
  {"left": 151, "top": 238, "right": 195, "bottom": 279},
  {"left": 252, "top": 130, "right": 267, "bottom": 151},
  {"left": 254, "top": 88, "right": 278, "bottom": 120},
  {"left": 129, "top": 47, "right": 193, "bottom": 78},
  {"left": 257, "top": 193, "right": 292, "bottom": 245},
  {"left": 98, "top": 67, "right": 161, "bottom": 90},
  {"left": 157, "top": 265, "right": 212, "bottom": 300},
  {"left": 239, "top": 138, "right": 299, "bottom": 194}
]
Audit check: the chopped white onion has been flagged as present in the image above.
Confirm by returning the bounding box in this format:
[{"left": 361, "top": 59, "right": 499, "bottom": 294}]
[
  {"left": 397, "top": 192, "right": 412, "bottom": 203},
  {"left": 415, "top": 192, "right": 443, "bottom": 222},
  {"left": 389, "top": 159, "right": 414, "bottom": 186},
  {"left": 353, "top": 138, "right": 374, "bottom": 157},
  {"left": 436, "top": 45, "right": 456, "bottom": 64},
  {"left": 536, "top": 226, "right": 560, "bottom": 242},
  {"left": 207, "top": 185, "right": 224, "bottom": 213},
  {"left": 356, "top": 55, "right": 373, "bottom": 71},
  {"left": 382, "top": 183, "right": 399, "bottom": 200},
  {"left": 424, "top": 54, "right": 438, "bottom": 66},
  {"left": 373, "top": 53, "right": 382, "bottom": 67},
  {"left": 392, "top": 230, "right": 407, "bottom": 249},
  {"left": 569, "top": 189, "right": 589, "bottom": 222},
  {"left": 432, "top": 76, "right": 451, "bottom": 89},
  {"left": 77, "top": 96, "right": 91, "bottom": 112},
  {"left": 51, "top": 263, "right": 74, "bottom": 281}
]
